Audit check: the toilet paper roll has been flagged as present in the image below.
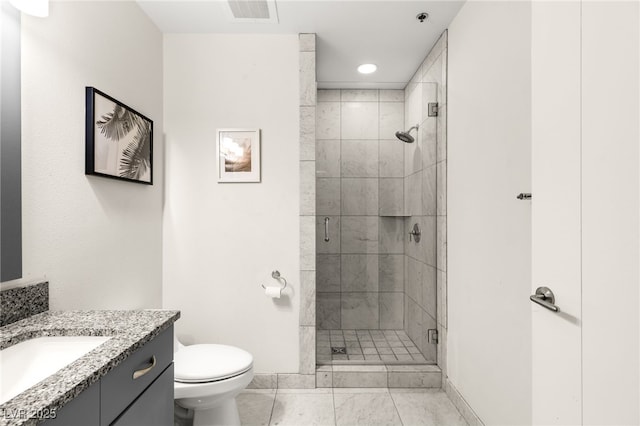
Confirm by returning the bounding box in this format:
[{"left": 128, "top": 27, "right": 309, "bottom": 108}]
[{"left": 265, "top": 286, "right": 282, "bottom": 298}]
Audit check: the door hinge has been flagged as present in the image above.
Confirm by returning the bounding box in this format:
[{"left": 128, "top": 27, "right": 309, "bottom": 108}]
[
  {"left": 427, "top": 329, "right": 438, "bottom": 344},
  {"left": 428, "top": 102, "right": 439, "bottom": 117}
]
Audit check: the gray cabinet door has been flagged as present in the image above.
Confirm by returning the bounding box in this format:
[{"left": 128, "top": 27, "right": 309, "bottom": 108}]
[
  {"left": 111, "top": 364, "right": 174, "bottom": 426},
  {"left": 44, "top": 383, "right": 99, "bottom": 426}
]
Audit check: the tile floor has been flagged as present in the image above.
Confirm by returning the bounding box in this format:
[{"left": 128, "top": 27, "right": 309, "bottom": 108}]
[
  {"left": 317, "top": 329, "right": 427, "bottom": 364},
  {"left": 237, "top": 388, "right": 468, "bottom": 426}
]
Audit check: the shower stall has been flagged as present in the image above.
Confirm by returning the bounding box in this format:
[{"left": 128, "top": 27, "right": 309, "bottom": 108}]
[{"left": 314, "top": 59, "right": 445, "bottom": 367}]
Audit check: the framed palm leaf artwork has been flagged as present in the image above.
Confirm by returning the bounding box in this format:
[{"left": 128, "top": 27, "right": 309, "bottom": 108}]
[{"left": 85, "top": 87, "right": 153, "bottom": 185}]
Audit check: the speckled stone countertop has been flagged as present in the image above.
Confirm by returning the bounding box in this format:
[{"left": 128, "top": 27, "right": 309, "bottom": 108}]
[{"left": 0, "top": 310, "right": 180, "bottom": 426}]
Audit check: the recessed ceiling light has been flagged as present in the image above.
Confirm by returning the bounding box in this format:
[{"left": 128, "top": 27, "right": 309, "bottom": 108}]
[{"left": 357, "top": 64, "right": 377, "bottom": 74}]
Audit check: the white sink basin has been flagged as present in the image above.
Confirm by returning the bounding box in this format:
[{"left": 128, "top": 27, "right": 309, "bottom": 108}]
[{"left": 0, "top": 336, "right": 111, "bottom": 404}]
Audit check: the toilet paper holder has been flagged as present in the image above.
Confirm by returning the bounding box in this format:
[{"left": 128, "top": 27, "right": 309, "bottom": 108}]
[{"left": 261, "top": 270, "right": 288, "bottom": 291}]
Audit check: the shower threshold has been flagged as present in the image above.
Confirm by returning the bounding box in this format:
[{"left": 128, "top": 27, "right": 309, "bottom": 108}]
[{"left": 317, "top": 329, "right": 433, "bottom": 366}]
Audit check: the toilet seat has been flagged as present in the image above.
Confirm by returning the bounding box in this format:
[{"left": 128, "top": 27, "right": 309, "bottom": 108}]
[{"left": 174, "top": 344, "right": 253, "bottom": 383}]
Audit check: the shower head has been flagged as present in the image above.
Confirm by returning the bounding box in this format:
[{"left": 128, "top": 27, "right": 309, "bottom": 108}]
[{"left": 395, "top": 125, "right": 419, "bottom": 143}]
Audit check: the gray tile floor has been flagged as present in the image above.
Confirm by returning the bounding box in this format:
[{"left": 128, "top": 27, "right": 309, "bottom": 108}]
[
  {"left": 317, "top": 329, "right": 427, "bottom": 364},
  {"left": 237, "top": 388, "right": 468, "bottom": 426}
]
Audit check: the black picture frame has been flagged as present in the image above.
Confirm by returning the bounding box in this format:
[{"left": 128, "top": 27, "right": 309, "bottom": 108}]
[{"left": 85, "top": 87, "right": 153, "bottom": 185}]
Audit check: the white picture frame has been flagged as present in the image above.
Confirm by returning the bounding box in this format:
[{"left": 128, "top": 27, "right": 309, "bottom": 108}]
[{"left": 216, "top": 128, "right": 261, "bottom": 183}]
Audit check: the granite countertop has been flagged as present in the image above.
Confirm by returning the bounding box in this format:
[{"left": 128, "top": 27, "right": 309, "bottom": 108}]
[{"left": 0, "top": 310, "right": 180, "bottom": 426}]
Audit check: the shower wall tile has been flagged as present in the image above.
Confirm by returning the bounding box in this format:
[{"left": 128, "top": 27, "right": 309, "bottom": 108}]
[
  {"left": 422, "top": 118, "right": 437, "bottom": 168},
  {"left": 341, "top": 102, "right": 379, "bottom": 140},
  {"left": 420, "top": 311, "right": 437, "bottom": 363},
  {"left": 437, "top": 161, "right": 447, "bottom": 216},
  {"left": 379, "top": 178, "right": 404, "bottom": 216},
  {"left": 316, "top": 178, "right": 341, "bottom": 215},
  {"left": 405, "top": 82, "right": 422, "bottom": 133},
  {"left": 317, "top": 254, "right": 341, "bottom": 293},
  {"left": 379, "top": 217, "right": 404, "bottom": 254},
  {"left": 379, "top": 254, "right": 404, "bottom": 292},
  {"left": 316, "top": 102, "right": 340, "bottom": 139},
  {"left": 437, "top": 216, "right": 447, "bottom": 271},
  {"left": 341, "top": 292, "right": 379, "bottom": 329},
  {"left": 300, "top": 106, "right": 316, "bottom": 161},
  {"left": 380, "top": 89, "right": 405, "bottom": 102},
  {"left": 300, "top": 327, "right": 316, "bottom": 374},
  {"left": 379, "top": 102, "right": 405, "bottom": 140},
  {"left": 315, "top": 86, "right": 410, "bottom": 337},
  {"left": 316, "top": 215, "right": 340, "bottom": 254},
  {"left": 341, "top": 178, "right": 378, "bottom": 215},
  {"left": 380, "top": 292, "right": 404, "bottom": 329},
  {"left": 421, "top": 83, "right": 438, "bottom": 123},
  {"left": 299, "top": 33, "right": 316, "bottom": 52},
  {"left": 318, "top": 89, "right": 340, "bottom": 102},
  {"left": 405, "top": 296, "right": 425, "bottom": 356},
  {"left": 423, "top": 165, "right": 437, "bottom": 216},
  {"left": 318, "top": 292, "right": 341, "bottom": 329},
  {"left": 341, "top": 216, "right": 379, "bottom": 254},
  {"left": 405, "top": 256, "right": 424, "bottom": 307},
  {"left": 404, "top": 172, "right": 423, "bottom": 216},
  {"left": 440, "top": 48, "right": 448, "bottom": 107},
  {"left": 300, "top": 52, "right": 317, "bottom": 106},
  {"left": 379, "top": 140, "right": 404, "bottom": 178},
  {"left": 315, "top": 140, "right": 340, "bottom": 178},
  {"left": 422, "top": 39, "right": 446, "bottom": 83},
  {"left": 437, "top": 269, "right": 447, "bottom": 328},
  {"left": 300, "top": 161, "right": 316, "bottom": 216},
  {"left": 316, "top": 140, "right": 341, "bottom": 177},
  {"left": 422, "top": 264, "right": 437, "bottom": 318},
  {"left": 341, "top": 254, "right": 379, "bottom": 292},
  {"left": 423, "top": 215, "right": 437, "bottom": 266},
  {"left": 406, "top": 216, "right": 436, "bottom": 267},
  {"left": 300, "top": 271, "right": 316, "bottom": 326},
  {"left": 341, "top": 140, "right": 379, "bottom": 177},
  {"left": 437, "top": 104, "right": 447, "bottom": 162},
  {"left": 341, "top": 89, "right": 378, "bottom": 102},
  {"left": 404, "top": 131, "right": 423, "bottom": 176},
  {"left": 300, "top": 216, "right": 316, "bottom": 270}
]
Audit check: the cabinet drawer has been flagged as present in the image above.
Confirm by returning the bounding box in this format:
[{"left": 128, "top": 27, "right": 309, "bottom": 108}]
[
  {"left": 100, "top": 326, "right": 173, "bottom": 425},
  {"left": 112, "top": 364, "right": 173, "bottom": 426}
]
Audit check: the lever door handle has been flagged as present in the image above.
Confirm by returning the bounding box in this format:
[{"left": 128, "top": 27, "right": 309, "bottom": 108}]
[{"left": 530, "top": 286, "right": 559, "bottom": 312}]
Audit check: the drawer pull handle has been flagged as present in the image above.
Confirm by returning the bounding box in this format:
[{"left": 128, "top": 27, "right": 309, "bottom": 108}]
[{"left": 133, "top": 355, "right": 156, "bottom": 380}]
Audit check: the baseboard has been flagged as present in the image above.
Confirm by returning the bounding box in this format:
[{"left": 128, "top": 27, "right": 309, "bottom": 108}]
[{"left": 443, "top": 377, "right": 485, "bottom": 426}]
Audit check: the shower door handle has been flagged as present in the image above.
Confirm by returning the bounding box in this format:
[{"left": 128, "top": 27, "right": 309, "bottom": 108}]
[
  {"left": 324, "top": 217, "right": 330, "bottom": 242},
  {"left": 530, "top": 286, "right": 559, "bottom": 312}
]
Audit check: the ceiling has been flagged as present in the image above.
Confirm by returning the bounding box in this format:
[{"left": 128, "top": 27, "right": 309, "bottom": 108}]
[{"left": 137, "top": 1, "right": 465, "bottom": 89}]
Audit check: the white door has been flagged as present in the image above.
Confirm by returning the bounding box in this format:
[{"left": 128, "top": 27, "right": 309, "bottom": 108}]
[
  {"left": 532, "top": 2, "right": 639, "bottom": 424},
  {"left": 531, "top": 2, "right": 583, "bottom": 424}
]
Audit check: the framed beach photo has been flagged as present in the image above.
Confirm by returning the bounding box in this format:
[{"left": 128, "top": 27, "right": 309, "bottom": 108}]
[
  {"left": 216, "top": 129, "right": 261, "bottom": 183},
  {"left": 85, "top": 87, "right": 153, "bottom": 185}
]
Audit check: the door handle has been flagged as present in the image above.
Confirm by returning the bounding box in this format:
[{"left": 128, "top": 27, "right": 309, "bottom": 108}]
[{"left": 530, "top": 286, "right": 560, "bottom": 312}]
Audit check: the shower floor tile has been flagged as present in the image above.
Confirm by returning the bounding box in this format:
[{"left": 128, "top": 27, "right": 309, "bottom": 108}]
[{"left": 317, "top": 329, "right": 429, "bottom": 365}]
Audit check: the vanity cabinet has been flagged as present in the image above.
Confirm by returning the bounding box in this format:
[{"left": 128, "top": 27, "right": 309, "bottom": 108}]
[{"left": 45, "top": 326, "right": 174, "bottom": 426}]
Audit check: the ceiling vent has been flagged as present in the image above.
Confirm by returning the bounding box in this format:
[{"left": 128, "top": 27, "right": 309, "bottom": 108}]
[{"left": 223, "top": 0, "right": 279, "bottom": 23}]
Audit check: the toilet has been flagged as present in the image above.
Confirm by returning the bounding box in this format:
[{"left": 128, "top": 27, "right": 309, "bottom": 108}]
[{"left": 173, "top": 338, "right": 254, "bottom": 426}]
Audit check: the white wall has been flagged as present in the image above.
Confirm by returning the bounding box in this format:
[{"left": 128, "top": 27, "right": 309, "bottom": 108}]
[
  {"left": 447, "top": 2, "right": 532, "bottom": 424},
  {"left": 163, "top": 34, "right": 300, "bottom": 373},
  {"left": 18, "top": 2, "right": 164, "bottom": 309}
]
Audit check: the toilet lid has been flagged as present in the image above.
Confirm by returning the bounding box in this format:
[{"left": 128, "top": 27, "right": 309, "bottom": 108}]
[{"left": 174, "top": 344, "right": 253, "bottom": 383}]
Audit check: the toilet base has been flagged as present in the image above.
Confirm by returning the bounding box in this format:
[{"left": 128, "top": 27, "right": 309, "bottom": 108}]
[{"left": 192, "top": 398, "right": 240, "bottom": 426}]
